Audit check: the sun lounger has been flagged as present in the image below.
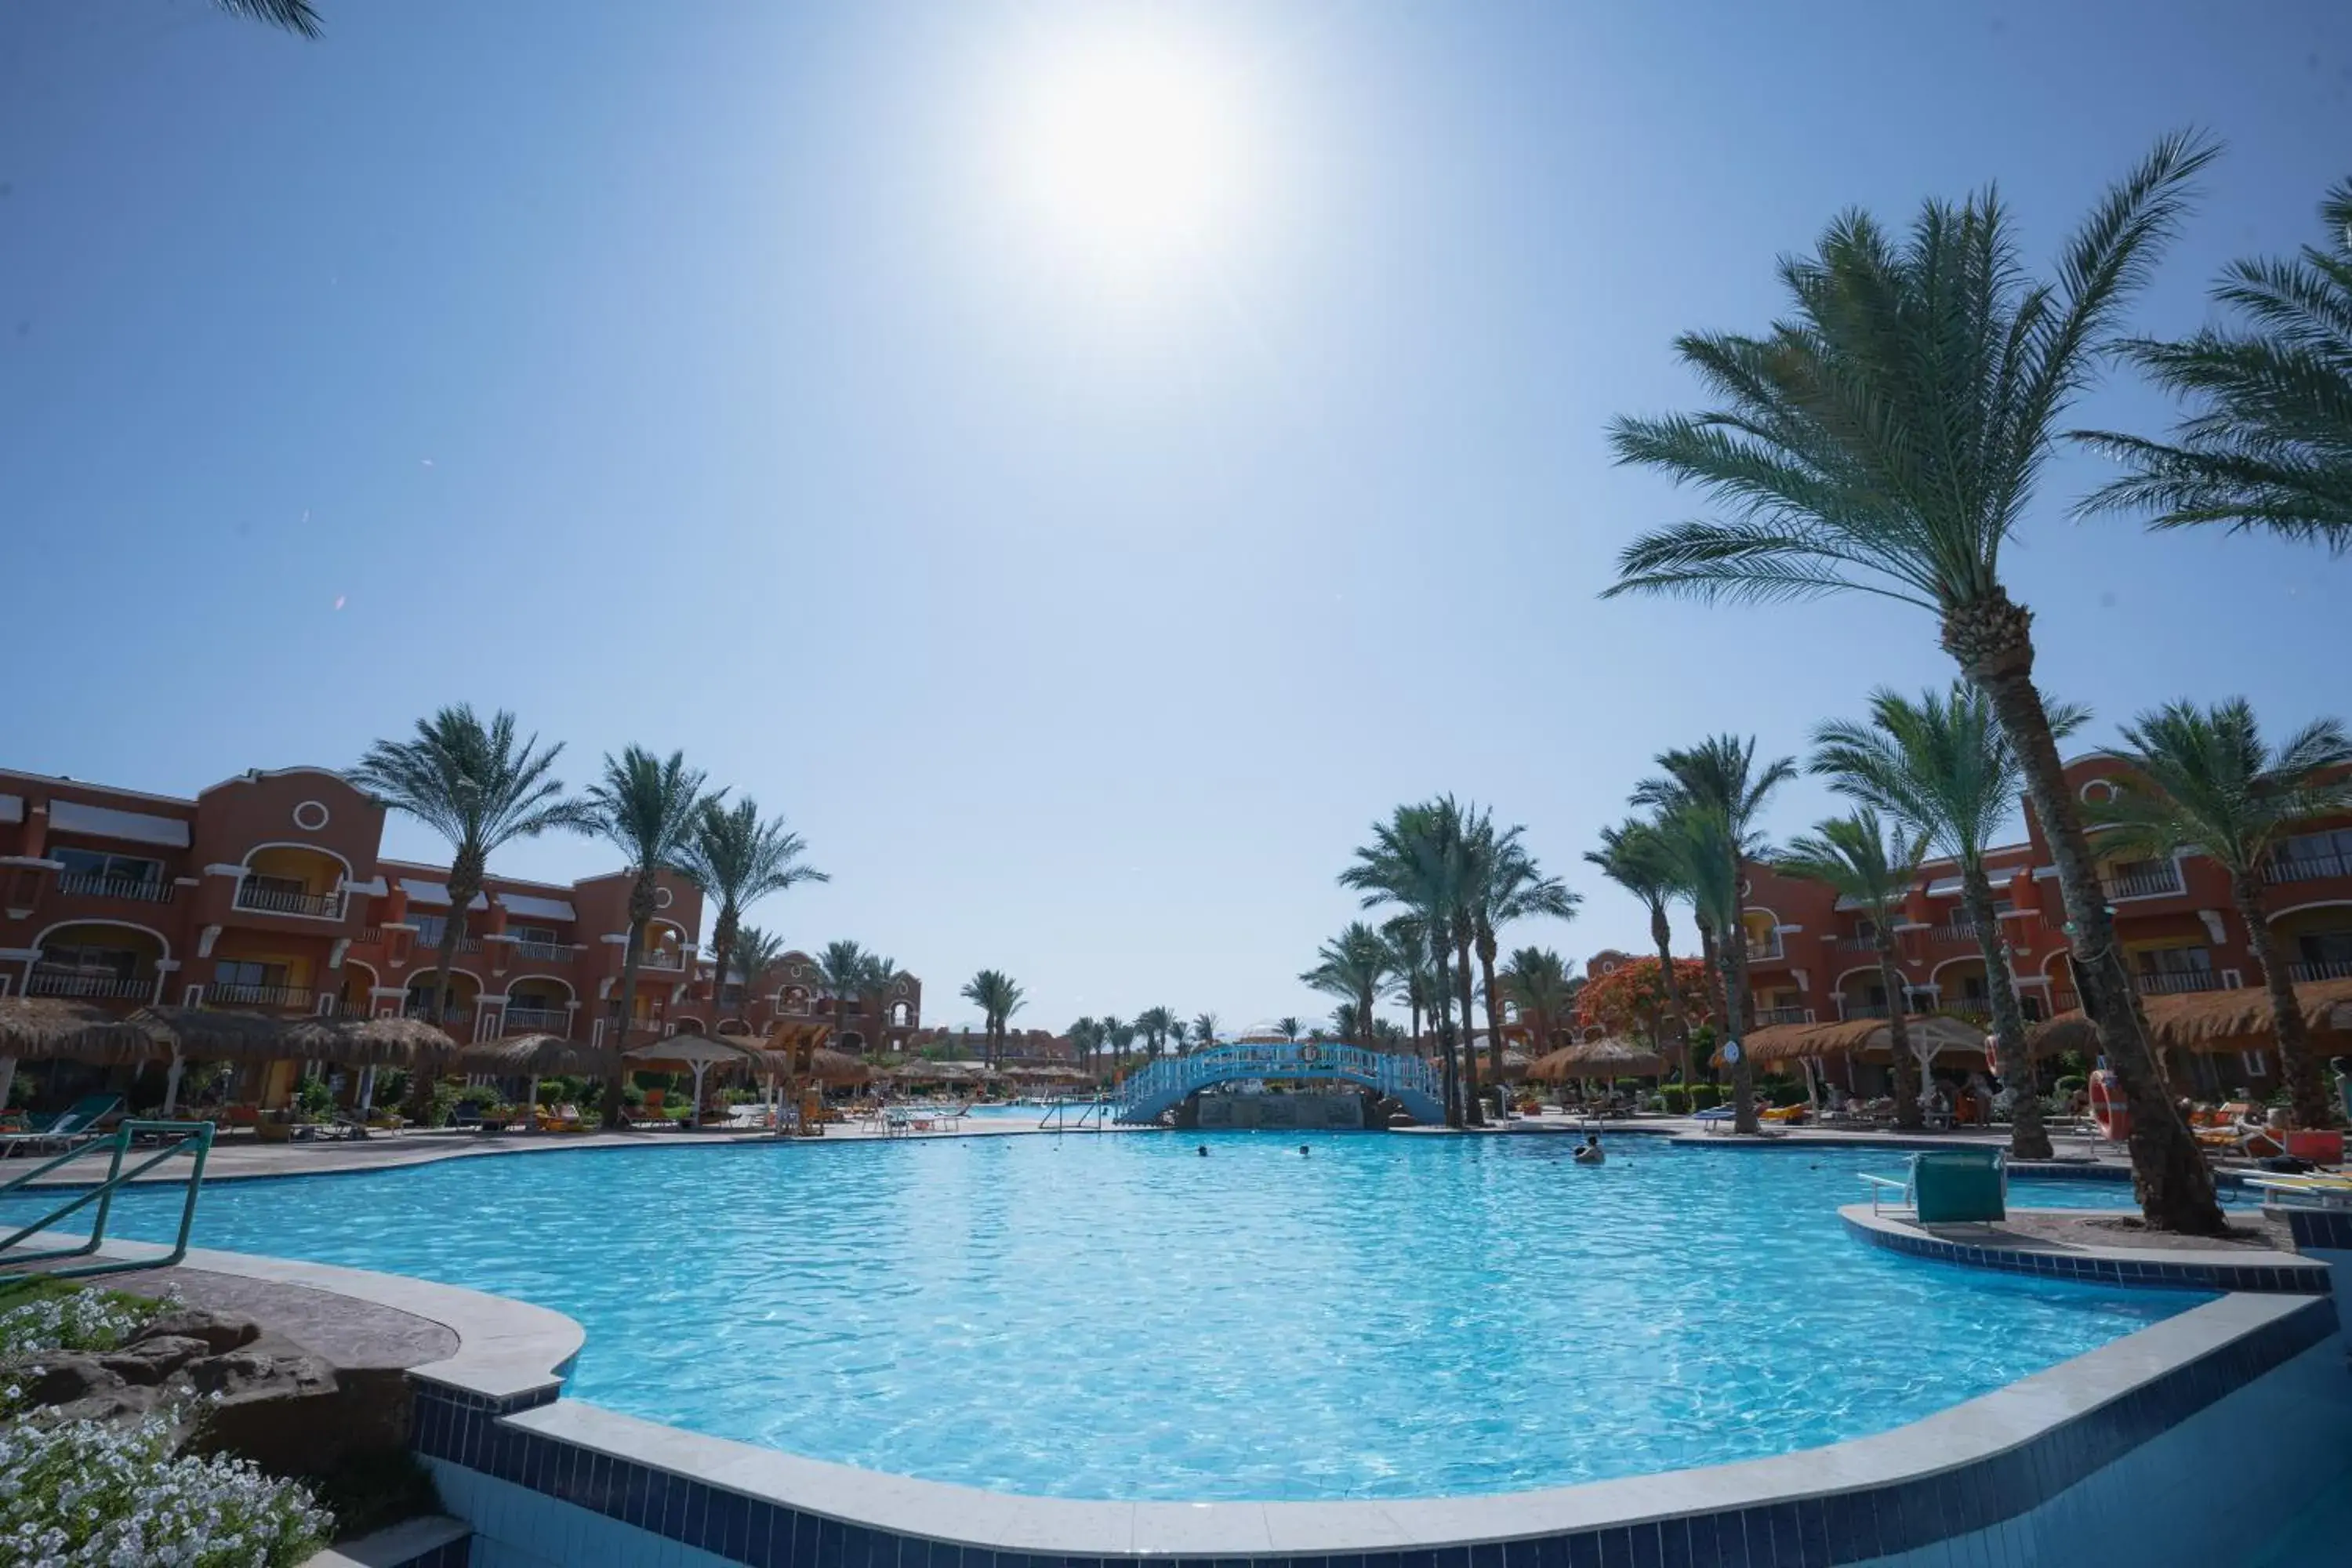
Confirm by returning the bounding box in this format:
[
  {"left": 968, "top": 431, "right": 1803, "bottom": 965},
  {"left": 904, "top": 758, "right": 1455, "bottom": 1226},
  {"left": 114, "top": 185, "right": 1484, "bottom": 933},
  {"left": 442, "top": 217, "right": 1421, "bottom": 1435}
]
[
  {"left": 2244, "top": 1172, "right": 2352, "bottom": 1208},
  {"left": 0, "top": 1094, "right": 122, "bottom": 1160},
  {"left": 535, "top": 1102, "right": 586, "bottom": 1133}
]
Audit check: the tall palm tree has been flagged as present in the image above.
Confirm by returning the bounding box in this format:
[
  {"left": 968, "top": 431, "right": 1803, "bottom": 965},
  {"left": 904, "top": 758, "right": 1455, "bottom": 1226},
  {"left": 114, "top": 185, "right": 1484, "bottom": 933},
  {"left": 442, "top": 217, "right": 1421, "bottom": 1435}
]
[
  {"left": 1499, "top": 946, "right": 1575, "bottom": 1057},
  {"left": 1301, "top": 922, "right": 1392, "bottom": 1053},
  {"left": 1586, "top": 818, "right": 1693, "bottom": 1079},
  {"left": 216, "top": 0, "right": 322, "bottom": 36},
  {"left": 1168, "top": 1018, "right": 1191, "bottom": 1056},
  {"left": 1190, "top": 1012, "right": 1220, "bottom": 1054},
  {"left": 858, "top": 955, "right": 902, "bottom": 1052},
  {"left": 815, "top": 940, "right": 874, "bottom": 1051},
  {"left": 728, "top": 924, "right": 787, "bottom": 1022},
  {"left": 1602, "top": 133, "right": 2227, "bottom": 1231},
  {"left": 354, "top": 707, "right": 594, "bottom": 1115},
  {"left": 585, "top": 748, "right": 719, "bottom": 1127},
  {"left": 2088, "top": 700, "right": 2352, "bottom": 1128},
  {"left": 1097, "top": 1014, "right": 1126, "bottom": 1076},
  {"left": 674, "top": 800, "right": 827, "bottom": 1039},
  {"left": 1108, "top": 1018, "right": 1138, "bottom": 1071},
  {"left": 960, "top": 971, "right": 1027, "bottom": 1066},
  {"left": 1381, "top": 916, "right": 1441, "bottom": 1062},
  {"left": 1135, "top": 1006, "right": 1176, "bottom": 1060},
  {"left": 2078, "top": 179, "right": 2352, "bottom": 553},
  {"left": 1812, "top": 686, "right": 2088, "bottom": 1157},
  {"left": 1275, "top": 1016, "right": 1304, "bottom": 1045},
  {"left": 1636, "top": 737, "right": 1795, "bottom": 1133},
  {"left": 1067, "top": 1016, "right": 1100, "bottom": 1073},
  {"left": 1777, "top": 811, "right": 1933, "bottom": 1128},
  {"left": 1343, "top": 804, "right": 1474, "bottom": 1126},
  {"left": 1472, "top": 828, "right": 1581, "bottom": 1082}
]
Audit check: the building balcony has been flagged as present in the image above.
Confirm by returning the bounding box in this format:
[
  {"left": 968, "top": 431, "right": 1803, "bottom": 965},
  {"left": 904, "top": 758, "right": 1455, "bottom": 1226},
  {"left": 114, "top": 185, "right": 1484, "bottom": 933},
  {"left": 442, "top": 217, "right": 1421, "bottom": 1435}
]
[
  {"left": 26, "top": 971, "right": 155, "bottom": 1000},
  {"left": 2101, "top": 866, "right": 2187, "bottom": 902},
  {"left": 639, "top": 951, "right": 685, "bottom": 972},
  {"left": 1839, "top": 1000, "right": 1892, "bottom": 1019},
  {"left": 55, "top": 872, "right": 175, "bottom": 904},
  {"left": 2264, "top": 851, "right": 2350, "bottom": 885},
  {"left": 207, "top": 983, "right": 314, "bottom": 1011},
  {"left": 511, "top": 940, "right": 576, "bottom": 963},
  {"left": 403, "top": 1003, "right": 470, "bottom": 1025},
  {"left": 2288, "top": 959, "right": 2352, "bottom": 983},
  {"left": 1755, "top": 1006, "right": 1812, "bottom": 1027},
  {"left": 2133, "top": 969, "right": 2234, "bottom": 996},
  {"left": 232, "top": 884, "right": 346, "bottom": 920},
  {"left": 1831, "top": 935, "right": 1879, "bottom": 955},
  {"left": 500, "top": 1007, "right": 573, "bottom": 1035},
  {"left": 1745, "top": 934, "right": 1784, "bottom": 963},
  {"left": 1929, "top": 920, "right": 1987, "bottom": 946}
]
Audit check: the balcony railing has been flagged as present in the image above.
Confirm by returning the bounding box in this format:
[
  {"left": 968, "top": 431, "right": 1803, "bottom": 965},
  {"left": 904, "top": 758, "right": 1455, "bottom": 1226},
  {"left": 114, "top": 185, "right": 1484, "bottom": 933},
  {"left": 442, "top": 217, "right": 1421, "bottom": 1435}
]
[
  {"left": 2288, "top": 959, "right": 2352, "bottom": 983},
  {"left": 403, "top": 1001, "right": 472, "bottom": 1024},
  {"left": 27, "top": 971, "right": 155, "bottom": 1000},
  {"left": 512, "top": 940, "right": 575, "bottom": 963},
  {"left": 1936, "top": 1003, "right": 1993, "bottom": 1024},
  {"left": 357, "top": 927, "right": 386, "bottom": 945},
  {"left": 233, "top": 884, "right": 345, "bottom": 919},
  {"left": 1840, "top": 1000, "right": 1892, "bottom": 1019},
  {"left": 1745, "top": 934, "right": 1784, "bottom": 963},
  {"left": 1929, "top": 920, "right": 1986, "bottom": 945},
  {"left": 1755, "top": 1006, "right": 1811, "bottom": 1027},
  {"left": 2133, "top": 968, "right": 2230, "bottom": 996},
  {"left": 500, "top": 1007, "right": 572, "bottom": 1034},
  {"left": 56, "top": 872, "right": 174, "bottom": 904},
  {"left": 2101, "top": 866, "right": 2186, "bottom": 901},
  {"left": 639, "top": 951, "right": 685, "bottom": 971},
  {"left": 412, "top": 931, "right": 482, "bottom": 954},
  {"left": 2264, "top": 851, "right": 2350, "bottom": 885},
  {"left": 207, "top": 983, "right": 314, "bottom": 1010},
  {"left": 1832, "top": 935, "right": 1880, "bottom": 954}
]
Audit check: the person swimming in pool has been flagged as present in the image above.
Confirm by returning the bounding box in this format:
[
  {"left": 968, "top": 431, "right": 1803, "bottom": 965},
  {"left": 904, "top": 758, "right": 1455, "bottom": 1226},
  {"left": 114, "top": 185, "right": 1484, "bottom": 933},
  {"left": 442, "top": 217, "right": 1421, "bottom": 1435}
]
[{"left": 1572, "top": 1134, "right": 1605, "bottom": 1165}]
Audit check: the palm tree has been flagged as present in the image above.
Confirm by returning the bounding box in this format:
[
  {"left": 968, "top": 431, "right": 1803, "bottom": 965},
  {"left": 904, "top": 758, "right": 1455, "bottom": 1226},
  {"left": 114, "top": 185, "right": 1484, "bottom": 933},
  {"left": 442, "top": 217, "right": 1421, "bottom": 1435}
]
[
  {"left": 1301, "top": 922, "right": 1392, "bottom": 1052},
  {"left": 1602, "top": 133, "right": 2227, "bottom": 1230},
  {"left": 1812, "top": 686, "right": 2088, "bottom": 1157},
  {"left": 2078, "top": 179, "right": 2352, "bottom": 553},
  {"left": 1471, "top": 829, "right": 1580, "bottom": 1082},
  {"left": 1777, "top": 811, "right": 1933, "bottom": 1127},
  {"left": 1275, "top": 1016, "right": 1303, "bottom": 1045},
  {"left": 674, "top": 799, "right": 827, "bottom": 1040},
  {"left": 585, "top": 749, "right": 719, "bottom": 1127},
  {"left": 1381, "top": 916, "right": 1441, "bottom": 1061},
  {"left": 1097, "top": 1014, "right": 1125, "bottom": 1076},
  {"left": 1636, "top": 737, "right": 1795, "bottom": 1134},
  {"left": 217, "top": 0, "right": 322, "bottom": 36},
  {"left": 815, "top": 940, "right": 875, "bottom": 1052},
  {"left": 1109, "top": 1018, "right": 1138, "bottom": 1071},
  {"left": 728, "top": 924, "right": 787, "bottom": 1022},
  {"left": 354, "top": 706, "right": 594, "bottom": 1115},
  {"left": 1067, "top": 1016, "right": 1100, "bottom": 1073},
  {"left": 1498, "top": 946, "right": 1575, "bottom": 1057},
  {"left": 960, "top": 971, "right": 1027, "bottom": 1066},
  {"left": 1190, "top": 1012, "right": 1220, "bottom": 1053},
  {"left": 1586, "top": 818, "right": 1694, "bottom": 1079},
  {"left": 1135, "top": 1006, "right": 1176, "bottom": 1060},
  {"left": 1169, "top": 1018, "right": 1191, "bottom": 1056},
  {"left": 858, "top": 955, "right": 902, "bottom": 1052},
  {"left": 1343, "top": 805, "right": 1473, "bottom": 1125},
  {"left": 2088, "top": 700, "right": 2352, "bottom": 1128}
]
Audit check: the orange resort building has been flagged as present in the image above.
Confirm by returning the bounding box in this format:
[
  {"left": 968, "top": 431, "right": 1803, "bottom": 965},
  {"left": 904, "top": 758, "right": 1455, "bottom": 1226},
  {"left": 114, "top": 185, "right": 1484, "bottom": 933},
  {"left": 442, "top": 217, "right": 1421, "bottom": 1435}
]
[
  {"left": 1706, "top": 753, "right": 2352, "bottom": 1091},
  {"left": 0, "top": 764, "right": 920, "bottom": 1101}
]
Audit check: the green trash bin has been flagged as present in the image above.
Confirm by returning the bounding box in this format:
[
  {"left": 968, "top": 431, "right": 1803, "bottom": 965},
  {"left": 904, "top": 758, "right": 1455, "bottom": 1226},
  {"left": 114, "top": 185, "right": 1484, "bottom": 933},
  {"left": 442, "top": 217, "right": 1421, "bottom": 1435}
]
[{"left": 1913, "top": 1150, "right": 2005, "bottom": 1223}]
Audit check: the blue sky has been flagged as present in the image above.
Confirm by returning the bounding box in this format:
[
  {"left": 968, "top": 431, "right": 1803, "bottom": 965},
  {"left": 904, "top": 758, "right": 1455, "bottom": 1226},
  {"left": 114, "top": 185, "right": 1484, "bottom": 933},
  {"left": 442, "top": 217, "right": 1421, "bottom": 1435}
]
[{"left": 4, "top": 0, "right": 2347, "bottom": 1033}]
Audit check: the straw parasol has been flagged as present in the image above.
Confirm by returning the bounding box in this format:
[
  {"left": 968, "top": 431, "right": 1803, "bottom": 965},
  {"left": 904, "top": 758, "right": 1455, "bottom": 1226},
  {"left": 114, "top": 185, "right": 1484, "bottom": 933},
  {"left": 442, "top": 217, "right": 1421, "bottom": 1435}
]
[
  {"left": 454, "top": 1033, "right": 619, "bottom": 1079},
  {"left": 118, "top": 1007, "right": 461, "bottom": 1115},
  {"left": 623, "top": 1033, "right": 768, "bottom": 1125},
  {"left": 1528, "top": 1036, "right": 1667, "bottom": 1081},
  {"left": 0, "top": 998, "right": 167, "bottom": 1065},
  {"left": 2027, "top": 978, "right": 2352, "bottom": 1059}
]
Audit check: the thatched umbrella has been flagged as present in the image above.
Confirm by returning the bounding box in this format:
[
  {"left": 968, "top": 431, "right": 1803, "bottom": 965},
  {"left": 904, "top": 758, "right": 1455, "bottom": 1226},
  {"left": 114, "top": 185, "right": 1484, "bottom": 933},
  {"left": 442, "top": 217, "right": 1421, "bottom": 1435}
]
[
  {"left": 1529, "top": 1036, "right": 1667, "bottom": 1082},
  {"left": 2028, "top": 979, "right": 2352, "bottom": 1098},
  {"left": 623, "top": 1033, "right": 767, "bottom": 1125},
  {"left": 0, "top": 999, "right": 167, "bottom": 1112},
  {"left": 121, "top": 1007, "right": 459, "bottom": 1115},
  {"left": 452, "top": 1033, "right": 621, "bottom": 1127}
]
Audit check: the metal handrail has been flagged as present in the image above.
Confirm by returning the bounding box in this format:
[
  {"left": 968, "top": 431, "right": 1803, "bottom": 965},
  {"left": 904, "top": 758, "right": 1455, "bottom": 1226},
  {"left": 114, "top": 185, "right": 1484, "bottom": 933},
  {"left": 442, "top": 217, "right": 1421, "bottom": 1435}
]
[{"left": 0, "top": 1120, "right": 215, "bottom": 1279}]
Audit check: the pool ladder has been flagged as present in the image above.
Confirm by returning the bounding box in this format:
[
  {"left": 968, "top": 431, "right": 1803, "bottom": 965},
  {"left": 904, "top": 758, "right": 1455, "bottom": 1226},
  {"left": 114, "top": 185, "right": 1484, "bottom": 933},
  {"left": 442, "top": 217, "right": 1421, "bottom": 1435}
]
[{"left": 0, "top": 1120, "right": 216, "bottom": 1279}]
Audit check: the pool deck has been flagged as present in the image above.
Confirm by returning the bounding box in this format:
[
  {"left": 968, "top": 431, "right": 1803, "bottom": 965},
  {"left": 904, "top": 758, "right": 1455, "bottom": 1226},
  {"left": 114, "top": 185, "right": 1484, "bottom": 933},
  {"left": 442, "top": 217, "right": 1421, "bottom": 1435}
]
[{"left": 1842, "top": 1202, "right": 2332, "bottom": 1293}]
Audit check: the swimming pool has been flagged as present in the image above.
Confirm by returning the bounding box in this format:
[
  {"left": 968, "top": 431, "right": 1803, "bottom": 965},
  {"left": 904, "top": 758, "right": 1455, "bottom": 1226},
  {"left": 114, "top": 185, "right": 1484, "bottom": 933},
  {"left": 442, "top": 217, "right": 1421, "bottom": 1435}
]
[{"left": 77, "top": 1134, "right": 2202, "bottom": 1502}]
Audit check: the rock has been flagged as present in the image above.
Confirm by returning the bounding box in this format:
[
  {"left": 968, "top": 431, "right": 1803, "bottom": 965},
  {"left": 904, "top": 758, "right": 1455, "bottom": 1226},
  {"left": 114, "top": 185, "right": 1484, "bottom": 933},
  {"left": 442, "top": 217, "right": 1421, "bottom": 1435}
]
[
  {"left": 49, "top": 1385, "right": 165, "bottom": 1424},
  {"left": 11, "top": 1354, "right": 125, "bottom": 1406},
  {"left": 96, "top": 1335, "right": 213, "bottom": 1385},
  {"left": 130, "top": 1308, "right": 261, "bottom": 1356},
  {"left": 185, "top": 1348, "right": 332, "bottom": 1401},
  {"left": 183, "top": 1349, "right": 274, "bottom": 1394}
]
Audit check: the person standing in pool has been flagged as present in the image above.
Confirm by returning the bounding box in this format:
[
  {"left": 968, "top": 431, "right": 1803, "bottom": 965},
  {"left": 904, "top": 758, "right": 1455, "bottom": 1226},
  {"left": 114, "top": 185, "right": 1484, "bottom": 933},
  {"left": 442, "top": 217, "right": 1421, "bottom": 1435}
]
[{"left": 1572, "top": 1134, "right": 1605, "bottom": 1165}]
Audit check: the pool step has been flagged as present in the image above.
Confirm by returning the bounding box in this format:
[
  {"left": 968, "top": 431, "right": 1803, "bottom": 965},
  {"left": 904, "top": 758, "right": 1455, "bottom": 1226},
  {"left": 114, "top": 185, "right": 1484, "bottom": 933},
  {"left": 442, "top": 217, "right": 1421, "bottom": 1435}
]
[{"left": 302, "top": 1513, "right": 471, "bottom": 1568}]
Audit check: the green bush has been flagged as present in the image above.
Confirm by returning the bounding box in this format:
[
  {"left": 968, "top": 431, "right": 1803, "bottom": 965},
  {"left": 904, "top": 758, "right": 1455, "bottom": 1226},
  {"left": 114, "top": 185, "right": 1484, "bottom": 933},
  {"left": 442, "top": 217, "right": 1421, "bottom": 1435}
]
[
  {"left": 293, "top": 1077, "right": 337, "bottom": 1123},
  {"left": 1690, "top": 1082, "right": 1723, "bottom": 1111},
  {"left": 1659, "top": 1086, "right": 1690, "bottom": 1114}
]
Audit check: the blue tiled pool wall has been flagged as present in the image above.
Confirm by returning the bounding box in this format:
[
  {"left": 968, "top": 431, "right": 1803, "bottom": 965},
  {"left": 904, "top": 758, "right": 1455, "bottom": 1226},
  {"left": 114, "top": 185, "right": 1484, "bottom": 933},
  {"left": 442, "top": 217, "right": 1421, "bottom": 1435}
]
[
  {"left": 1840, "top": 1212, "right": 2328, "bottom": 1294},
  {"left": 408, "top": 1299, "right": 2340, "bottom": 1568}
]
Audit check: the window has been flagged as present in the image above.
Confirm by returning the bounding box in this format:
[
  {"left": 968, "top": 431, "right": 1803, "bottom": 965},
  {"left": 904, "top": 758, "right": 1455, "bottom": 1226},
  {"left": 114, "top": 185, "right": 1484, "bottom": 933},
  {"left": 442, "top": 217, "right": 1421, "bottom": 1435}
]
[
  {"left": 412, "top": 916, "right": 448, "bottom": 947},
  {"left": 2277, "top": 828, "right": 2352, "bottom": 868},
  {"left": 2299, "top": 931, "right": 2352, "bottom": 965},
  {"left": 510, "top": 924, "right": 561, "bottom": 946},
  {"left": 2136, "top": 946, "right": 2212, "bottom": 977},
  {"left": 245, "top": 873, "right": 309, "bottom": 899},
  {"left": 1959, "top": 976, "right": 1992, "bottom": 1004},
  {"left": 53, "top": 848, "right": 162, "bottom": 887},
  {"left": 216, "top": 960, "right": 289, "bottom": 990},
  {"left": 1853, "top": 919, "right": 1879, "bottom": 941},
  {"left": 38, "top": 943, "right": 144, "bottom": 980},
  {"left": 2240, "top": 1050, "right": 2269, "bottom": 1078}
]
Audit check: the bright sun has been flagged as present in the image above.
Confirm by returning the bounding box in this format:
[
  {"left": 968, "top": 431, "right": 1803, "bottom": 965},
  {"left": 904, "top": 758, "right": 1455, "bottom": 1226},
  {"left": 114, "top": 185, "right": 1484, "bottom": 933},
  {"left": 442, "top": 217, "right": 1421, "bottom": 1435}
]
[{"left": 1000, "top": 24, "right": 1256, "bottom": 288}]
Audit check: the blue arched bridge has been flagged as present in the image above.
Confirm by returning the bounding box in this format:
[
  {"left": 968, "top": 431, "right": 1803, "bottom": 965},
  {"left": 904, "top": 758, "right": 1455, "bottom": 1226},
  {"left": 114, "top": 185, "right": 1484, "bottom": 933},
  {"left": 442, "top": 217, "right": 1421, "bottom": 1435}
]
[{"left": 1113, "top": 1042, "right": 1444, "bottom": 1126}]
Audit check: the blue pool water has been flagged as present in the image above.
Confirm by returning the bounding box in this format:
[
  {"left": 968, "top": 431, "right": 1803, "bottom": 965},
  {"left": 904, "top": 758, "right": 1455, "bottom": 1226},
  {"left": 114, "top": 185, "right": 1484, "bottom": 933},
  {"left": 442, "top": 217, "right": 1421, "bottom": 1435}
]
[{"left": 65, "top": 1135, "right": 2202, "bottom": 1501}]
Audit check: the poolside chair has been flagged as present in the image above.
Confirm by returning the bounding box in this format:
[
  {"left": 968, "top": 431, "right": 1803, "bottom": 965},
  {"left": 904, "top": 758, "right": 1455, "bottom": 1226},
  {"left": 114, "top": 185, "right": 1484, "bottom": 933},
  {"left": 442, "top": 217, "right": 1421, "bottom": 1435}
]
[
  {"left": 535, "top": 1102, "right": 585, "bottom": 1133},
  {"left": 1911, "top": 1150, "right": 2006, "bottom": 1224},
  {"left": 0, "top": 1094, "right": 122, "bottom": 1160}
]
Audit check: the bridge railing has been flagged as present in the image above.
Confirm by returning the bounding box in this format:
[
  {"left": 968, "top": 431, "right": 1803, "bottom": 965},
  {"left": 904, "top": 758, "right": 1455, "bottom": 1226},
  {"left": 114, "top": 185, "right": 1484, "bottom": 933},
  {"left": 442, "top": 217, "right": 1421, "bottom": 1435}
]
[{"left": 1114, "top": 1042, "right": 1439, "bottom": 1120}]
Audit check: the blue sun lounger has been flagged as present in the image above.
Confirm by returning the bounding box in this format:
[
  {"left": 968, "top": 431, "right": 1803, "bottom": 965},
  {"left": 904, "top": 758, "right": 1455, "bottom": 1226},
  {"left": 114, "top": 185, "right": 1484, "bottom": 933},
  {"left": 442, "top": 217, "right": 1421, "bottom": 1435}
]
[{"left": 0, "top": 1094, "right": 122, "bottom": 1160}]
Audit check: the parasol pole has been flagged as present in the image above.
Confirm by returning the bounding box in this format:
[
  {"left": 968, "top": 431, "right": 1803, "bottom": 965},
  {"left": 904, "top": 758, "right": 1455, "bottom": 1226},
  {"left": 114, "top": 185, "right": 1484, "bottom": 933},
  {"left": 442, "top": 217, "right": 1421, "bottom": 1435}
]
[{"left": 162, "top": 1044, "right": 186, "bottom": 1116}]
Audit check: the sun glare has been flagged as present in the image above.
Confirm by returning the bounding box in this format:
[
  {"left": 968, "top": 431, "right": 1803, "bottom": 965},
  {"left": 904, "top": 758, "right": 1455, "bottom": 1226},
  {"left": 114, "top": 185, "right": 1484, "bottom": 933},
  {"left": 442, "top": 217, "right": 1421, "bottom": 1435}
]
[{"left": 1000, "top": 24, "right": 1257, "bottom": 289}]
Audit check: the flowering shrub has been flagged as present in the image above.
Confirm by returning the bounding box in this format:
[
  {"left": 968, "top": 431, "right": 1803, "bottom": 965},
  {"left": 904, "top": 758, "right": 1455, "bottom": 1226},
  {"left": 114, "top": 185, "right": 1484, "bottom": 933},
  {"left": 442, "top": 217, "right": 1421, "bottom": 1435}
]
[
  {"left": 0, "top": 1413, "right": 329, "bottom": 1566},
  {"left": 0, "top": 1288, "right": 163, "bottom": 1361}
]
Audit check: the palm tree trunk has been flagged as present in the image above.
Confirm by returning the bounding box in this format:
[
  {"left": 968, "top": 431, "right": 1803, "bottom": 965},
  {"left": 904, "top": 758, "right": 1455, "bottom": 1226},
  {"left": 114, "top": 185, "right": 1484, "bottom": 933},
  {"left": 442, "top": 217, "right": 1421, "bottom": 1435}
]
[
  {"left": 1964, "top": 862, "right": 2051, "bottom": 1159},
  {"left": 1695, "top": 917, "right": 1728, "bottom": 1031},
  {"left": 408, "top": 853, "right": 483, "bottom": 1118},
  {"left": 601, "top": 878, "right": 655, "bottom": 1130},
  {"left": 1431, "top": 951, "right": 1461, "bottom": 1127},
  {"left": 1721, "top": 856, "right": 1759, "bottom": 1134},
  {"left": 708, "top": 903, "right": 739, "bottom": 1026},
  {"left": 1477, "top": 929, "right": 1509, "bottom": 1091},
  {"left": 1358, "top": 982, "right": 1375, "bottom": 1051},
  {"left": 1648, "top": 900, "right": 1690, "bottom": 1081},
  {"left": 1454, "top": 925, "right": 1486, "bottom": 1126},
  {"left": 1878, "top": 931, "right": 1922, "bottom": 1130},
  {"left": 2234, "top": 872, "right": 2328, "bottom": 1128},
  {"left": 1957, "top": 602, "right": 2225, "bottom": 1233}
]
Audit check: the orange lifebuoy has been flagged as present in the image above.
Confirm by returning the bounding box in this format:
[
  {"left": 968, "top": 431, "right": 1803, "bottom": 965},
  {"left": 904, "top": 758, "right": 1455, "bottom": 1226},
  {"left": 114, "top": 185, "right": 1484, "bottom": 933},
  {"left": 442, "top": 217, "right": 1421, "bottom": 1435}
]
[{"left": 2089, "top": 1069, "right": 2130, "bottom": 1141}]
